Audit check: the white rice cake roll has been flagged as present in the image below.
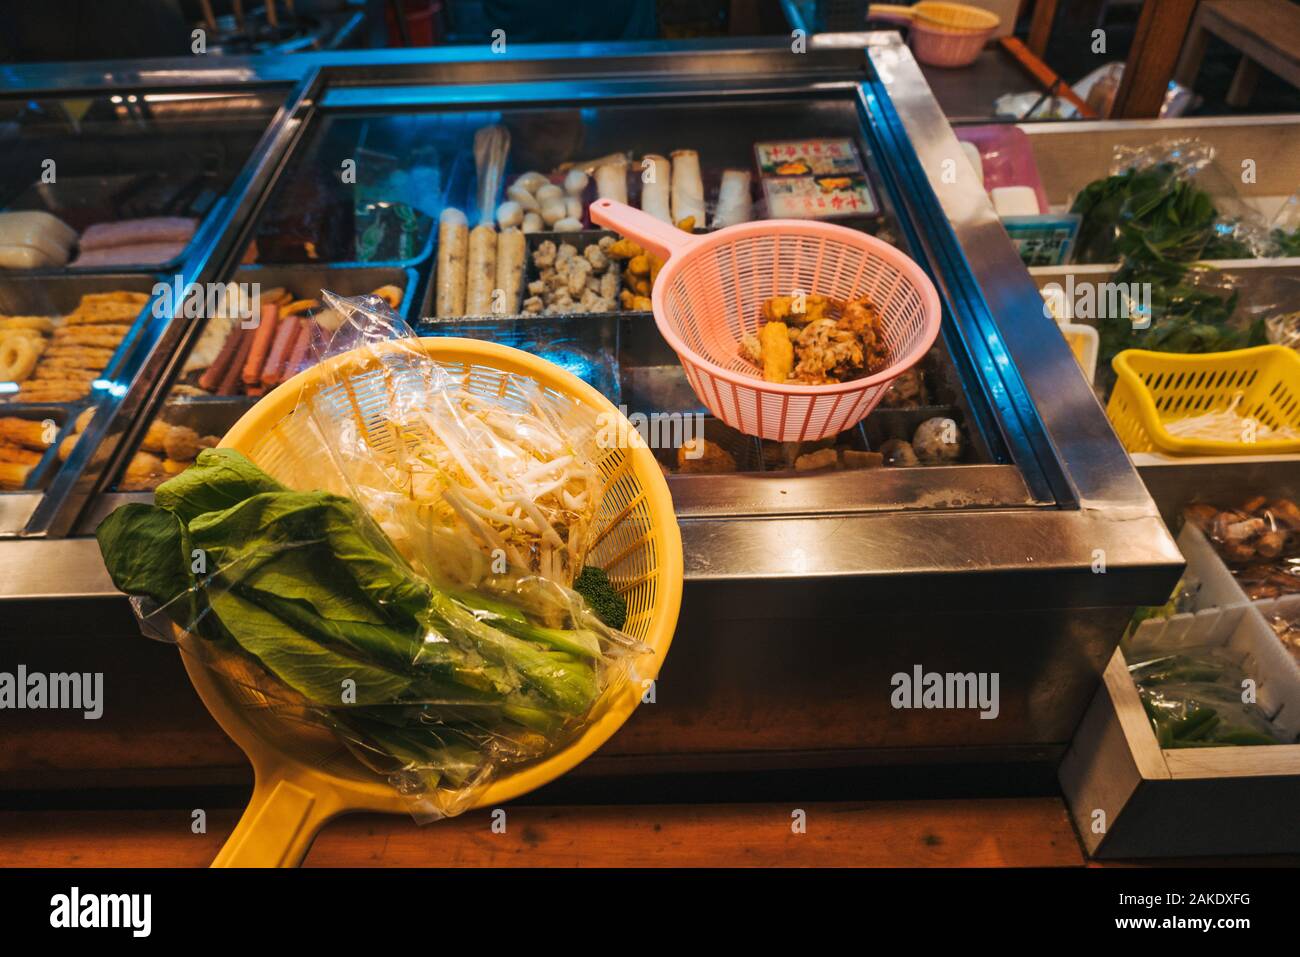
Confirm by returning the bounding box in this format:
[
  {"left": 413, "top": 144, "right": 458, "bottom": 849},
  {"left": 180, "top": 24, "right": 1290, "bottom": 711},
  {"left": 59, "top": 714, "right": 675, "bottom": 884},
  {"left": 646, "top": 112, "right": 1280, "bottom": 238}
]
[
  {"left": 495, "top": 227, "right": 526, "bottom": 315},
  {"left": 435, "top": 208, "right": 469, "bottom": 318},
  {"left": 465, "top": 224, "right": 498, "bottom": 316}
]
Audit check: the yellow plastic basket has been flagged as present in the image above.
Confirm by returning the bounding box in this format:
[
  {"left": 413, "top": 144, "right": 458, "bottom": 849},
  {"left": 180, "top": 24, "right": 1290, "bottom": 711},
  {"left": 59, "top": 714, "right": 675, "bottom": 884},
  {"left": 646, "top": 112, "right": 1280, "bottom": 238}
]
[
  {"left": 1107, "top": 346, "right": 1300, "bottom": 455},
  {"left": 190, "top": 337, "right": 682, "bottom": 865}
]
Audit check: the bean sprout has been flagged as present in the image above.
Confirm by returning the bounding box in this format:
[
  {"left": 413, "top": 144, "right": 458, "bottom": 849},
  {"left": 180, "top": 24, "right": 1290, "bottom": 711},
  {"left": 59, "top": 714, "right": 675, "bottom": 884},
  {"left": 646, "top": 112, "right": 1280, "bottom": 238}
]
[
  {"left": 352, "top": 382, "right": 602, "bottom": 586},
  {"left": 1164, "top": 391, "right": 1300, "bottom": 443}
]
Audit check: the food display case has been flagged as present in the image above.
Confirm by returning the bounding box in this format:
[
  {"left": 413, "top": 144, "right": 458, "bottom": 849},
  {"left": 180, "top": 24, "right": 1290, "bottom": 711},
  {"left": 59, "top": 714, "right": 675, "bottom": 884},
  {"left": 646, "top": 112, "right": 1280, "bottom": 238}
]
[
  {"left": 0, "top": 81, "right": 292, "bottom": 535},
  {"left": 0, "top": 36, "right": 1183, "bottom": 795}
]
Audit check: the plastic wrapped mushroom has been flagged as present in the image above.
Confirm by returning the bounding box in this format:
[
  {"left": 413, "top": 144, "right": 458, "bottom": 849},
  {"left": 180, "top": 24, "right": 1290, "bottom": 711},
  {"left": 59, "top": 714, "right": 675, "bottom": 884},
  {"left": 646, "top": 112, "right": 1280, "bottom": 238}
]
[
  {"left": 670, "top": 149, "right": 705, "bottom": 226},
  {"left": 640, "top": 154, "right": 672, "bottom": 223},
  {"left": 713, "top": 169, "right": 753, "bottom": 227},
  {"left": 594, "top": 160, "right": 629, "bottom": 204}
]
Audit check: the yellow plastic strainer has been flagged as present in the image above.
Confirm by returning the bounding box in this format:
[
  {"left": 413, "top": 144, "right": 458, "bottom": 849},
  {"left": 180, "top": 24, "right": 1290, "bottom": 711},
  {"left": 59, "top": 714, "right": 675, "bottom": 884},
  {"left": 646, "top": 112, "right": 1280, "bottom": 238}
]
[
  {"left": 1107, "top": 345, "right": 1300, "bottom": 455},
  {"left": 192, "top": 336, "right": 682, "bottom": 866}
]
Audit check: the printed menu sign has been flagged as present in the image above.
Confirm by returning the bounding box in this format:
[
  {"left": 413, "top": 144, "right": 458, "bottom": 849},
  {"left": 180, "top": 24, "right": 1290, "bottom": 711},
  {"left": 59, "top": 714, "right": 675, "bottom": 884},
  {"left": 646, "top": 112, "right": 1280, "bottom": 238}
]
[{"left": 755, "top": 138, "right": 878, "bottom": 220}]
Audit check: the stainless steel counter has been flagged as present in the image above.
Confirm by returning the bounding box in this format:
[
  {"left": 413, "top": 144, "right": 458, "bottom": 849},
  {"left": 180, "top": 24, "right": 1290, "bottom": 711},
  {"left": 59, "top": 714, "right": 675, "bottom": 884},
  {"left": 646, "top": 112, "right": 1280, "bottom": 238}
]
[{"left": 0, "top": 35, "right": 1183, "bottom": 775}]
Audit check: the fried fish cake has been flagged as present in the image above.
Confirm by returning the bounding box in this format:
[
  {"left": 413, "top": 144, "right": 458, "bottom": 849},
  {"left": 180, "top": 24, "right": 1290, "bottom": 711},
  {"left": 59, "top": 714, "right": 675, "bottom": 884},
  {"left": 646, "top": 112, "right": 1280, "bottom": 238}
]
[
  {"left": 32, "top": 367, "right": 99, "bottom": 383},
  {"left": 17, "top": 384, "right": 88, "bottom": 402},
  {"left": 0, "top": 417, "right": 51, "bottom": 449},
  {"left": 51, "top": 327, "right": 129, "bottom": 349},
  {"left": 0, "top": 442, "right": 42, "bottom": 466}
]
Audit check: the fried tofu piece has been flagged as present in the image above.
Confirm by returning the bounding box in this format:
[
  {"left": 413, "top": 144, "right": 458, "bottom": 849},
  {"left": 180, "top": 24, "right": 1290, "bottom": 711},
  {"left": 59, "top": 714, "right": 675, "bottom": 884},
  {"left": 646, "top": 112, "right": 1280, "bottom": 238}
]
[
  {"left": 759, "top": 321, "right": 794, "bottom": 383},
  {"left": 677, "top": 438, "right": 736, "bottom": 474},
  {"left": 794, "top": 448, "right": 837, "bottom": 471},
  {"left": 762, "top": 293, "right": 832, "bottom": 326}
]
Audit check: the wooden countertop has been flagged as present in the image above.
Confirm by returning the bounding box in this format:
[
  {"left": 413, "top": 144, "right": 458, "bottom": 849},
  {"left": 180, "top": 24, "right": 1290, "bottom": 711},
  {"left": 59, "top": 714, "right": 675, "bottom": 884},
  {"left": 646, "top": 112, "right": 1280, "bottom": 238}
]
[{"left": 0, "top": 797, "right": 1085, "bottom": 868}]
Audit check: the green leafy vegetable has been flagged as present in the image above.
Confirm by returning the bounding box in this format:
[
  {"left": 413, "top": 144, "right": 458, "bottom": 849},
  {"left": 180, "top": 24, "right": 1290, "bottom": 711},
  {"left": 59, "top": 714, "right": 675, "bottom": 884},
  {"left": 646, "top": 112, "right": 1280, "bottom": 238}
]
[
  {"left": 1271, "top": 227, "right": 1300, "bottom": 257},
  {"left": 155, "top": 447, "right": 287, "bottom": 525},
  {"left": 1071, "top": 161, "right": 1267, "bottom": 389},
  {"left": 96, "top": 503, "right": 189, "bottom": 610},
  {"left": 97, "top": 448, "right": 626, "bottom": 802}
]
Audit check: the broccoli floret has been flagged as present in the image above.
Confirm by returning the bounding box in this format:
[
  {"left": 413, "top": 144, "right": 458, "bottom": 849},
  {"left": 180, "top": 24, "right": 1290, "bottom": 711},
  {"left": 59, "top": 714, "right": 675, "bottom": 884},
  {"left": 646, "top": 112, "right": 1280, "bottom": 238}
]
[{"left": 573, "top": 565, "right": 628, "bottom": 630}]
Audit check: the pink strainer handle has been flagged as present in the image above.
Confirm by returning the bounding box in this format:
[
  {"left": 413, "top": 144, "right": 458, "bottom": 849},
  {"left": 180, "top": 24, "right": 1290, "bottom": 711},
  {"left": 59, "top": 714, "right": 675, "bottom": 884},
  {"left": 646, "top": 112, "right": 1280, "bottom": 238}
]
[{"left": 589, "top": 199, "right": 696, "bottom": 262}]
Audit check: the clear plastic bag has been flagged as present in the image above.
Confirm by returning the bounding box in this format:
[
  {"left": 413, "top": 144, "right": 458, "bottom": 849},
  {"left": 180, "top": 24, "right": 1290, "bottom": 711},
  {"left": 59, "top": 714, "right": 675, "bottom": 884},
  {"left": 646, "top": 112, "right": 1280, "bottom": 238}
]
[
  {"left": 1266, "top": 612, "right": 1300, "bottom": 665},
  {"left": 1266, "top": 188, "right": 1300, "bottom": 257},
  {"left": 1184, "top": 499, "right": 1300, "bottom": 601},
  {"left": 1074, "top": 138, "right": 1273, "bottom": 391},
  {"left": 1124, "top": 647, "right": 1284, "bottom": 747},
  {"left": 96, "top": 291, "right": 648, "bottom": 821},
  {"left": 1073, "top": 138, "right": 1271, "bottom": 264},
  {"left": 1111, "top": 139, "right": 1270, "bottom": 260},
  {"left": 1245, "top": 271, "right": 1300, "bottom": 350}
]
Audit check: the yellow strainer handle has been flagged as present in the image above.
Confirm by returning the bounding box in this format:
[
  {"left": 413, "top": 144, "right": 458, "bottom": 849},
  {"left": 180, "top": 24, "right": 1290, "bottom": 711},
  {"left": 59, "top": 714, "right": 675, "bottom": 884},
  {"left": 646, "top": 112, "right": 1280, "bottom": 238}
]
[
  {"left": 868, "top": 4, "right": 918, "bottom": 24},
  {"left": 212, "top": 770, "right": 343, "bottom": 867}
]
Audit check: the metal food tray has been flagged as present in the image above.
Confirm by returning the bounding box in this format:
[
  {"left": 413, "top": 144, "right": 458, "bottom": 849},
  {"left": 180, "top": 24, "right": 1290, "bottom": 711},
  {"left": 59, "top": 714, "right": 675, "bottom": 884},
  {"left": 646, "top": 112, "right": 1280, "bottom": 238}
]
[
  {"left": 0, "top": 273, "right": 158, "bottom": 408},
  {"left": 55, "top": 262, "right": 430, "bottom": 512},
  {"left": 137, "top": 263, "right": 420, "bottom": 450},
  {"left": 0, "top": 403, "right": 77, "bottom": 493},
  {"left": 253, "top": 231, "right": 436, "bottom": 272},
  {"left": 416, "top": 228, "right": 636, "bottom": 321},
  {"left": 252, "top": 171, "right": 436, "bottom": 271},
  {"left": 232, "top": 263, "right": 420, "bottom": 324},
  {"left": 415, "top": 230, "right": 634, "bottom": 397},
  {"left": 3, "top": 177, "right": 223, "bottom": 276}
]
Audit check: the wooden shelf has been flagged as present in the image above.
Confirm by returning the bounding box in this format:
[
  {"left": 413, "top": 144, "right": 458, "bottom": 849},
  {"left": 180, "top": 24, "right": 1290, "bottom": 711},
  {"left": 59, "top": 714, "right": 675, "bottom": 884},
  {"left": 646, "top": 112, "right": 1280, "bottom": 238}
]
[{"left": 0, "top": 798, "right": 1084, "bottom": 868}]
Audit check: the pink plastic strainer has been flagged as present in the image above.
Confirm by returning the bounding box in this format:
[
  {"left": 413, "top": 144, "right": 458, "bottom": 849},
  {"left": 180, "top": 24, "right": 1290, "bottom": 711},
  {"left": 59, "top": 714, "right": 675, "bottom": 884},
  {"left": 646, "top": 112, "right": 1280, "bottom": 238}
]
[{"left": 590, "top": 199, "right": 943, "bottom": 443}]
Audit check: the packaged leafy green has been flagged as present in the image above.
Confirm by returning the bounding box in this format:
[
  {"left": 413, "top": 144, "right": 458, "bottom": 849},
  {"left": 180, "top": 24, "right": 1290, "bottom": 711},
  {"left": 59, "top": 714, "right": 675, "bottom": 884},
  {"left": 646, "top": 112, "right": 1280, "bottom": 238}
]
[
  {"left": 1069, "top": 138, "right": 1271, "bottom": 390},
  {"left": 96, "top": 291, "right": 650, "bottom": 821},
  {"left": 1124, "top": 647, "right": 1286, "bottom": 748}
]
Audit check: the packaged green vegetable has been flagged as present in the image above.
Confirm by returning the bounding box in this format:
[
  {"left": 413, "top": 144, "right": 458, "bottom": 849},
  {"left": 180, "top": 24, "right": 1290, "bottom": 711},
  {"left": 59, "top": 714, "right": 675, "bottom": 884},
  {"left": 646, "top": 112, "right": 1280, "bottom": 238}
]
[
  {"left": 97, "top": 292, "right": 651, "bottom": 820},
  {"left": 1124, "top": 647, "right": 1285, "bottom": 749},
  {"left": 1069, "top": 139, "right": 1272, "bottom": 391}
]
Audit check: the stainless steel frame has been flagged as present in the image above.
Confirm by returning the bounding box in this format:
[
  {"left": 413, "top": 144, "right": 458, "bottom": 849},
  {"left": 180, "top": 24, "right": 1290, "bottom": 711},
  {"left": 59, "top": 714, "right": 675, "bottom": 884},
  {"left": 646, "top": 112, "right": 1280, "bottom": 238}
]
[{"left": 0, "top": 35, "right": 1184, "bottom": 770}]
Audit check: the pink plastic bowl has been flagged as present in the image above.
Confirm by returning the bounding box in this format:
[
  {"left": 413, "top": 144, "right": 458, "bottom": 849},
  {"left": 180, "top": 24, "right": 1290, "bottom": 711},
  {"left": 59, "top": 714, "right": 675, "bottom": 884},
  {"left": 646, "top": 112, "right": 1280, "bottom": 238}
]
[
  {"left": 910, "top": 22, "right": 995, "bottom": 68},
  {"left": 590, "top": 199, "right": 943, "bottom": 443}
]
